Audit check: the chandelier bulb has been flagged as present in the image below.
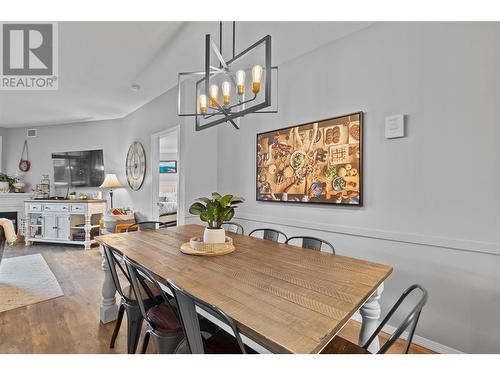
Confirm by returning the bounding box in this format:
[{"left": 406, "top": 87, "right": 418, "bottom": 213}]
[
  {"left": 209, "top": 84, "right": 219, "bottom": 106},
  {"left": 222, "top": 81, "right": 231, "bottom": 105},
  {"left": 198, "top": 94, "right": 207, "bottom": 114},
  {"left": 236, "top": 70, "right": 246, "bottom": 95},
  {"left": 251, "top": 65, "right": 263, "bottom": 94}
]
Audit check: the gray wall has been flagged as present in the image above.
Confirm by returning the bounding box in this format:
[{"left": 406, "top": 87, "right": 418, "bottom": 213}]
[
  {"left": 4, "top": 118, "right": 123, "bottom": 196},
  {"left": 217, "top": 22, "right": 500, "bottom": 353},
  {"left": 0, "top": 126, "right": 7, "bottom": 171},
  {"left": 3, "top": 86, "right": 219, "bottom": 221}
]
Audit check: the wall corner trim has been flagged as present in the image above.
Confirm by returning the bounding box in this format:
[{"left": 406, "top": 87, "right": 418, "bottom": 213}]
[{"left": 235, "top": 212, "right": 500, "bottom": 256}]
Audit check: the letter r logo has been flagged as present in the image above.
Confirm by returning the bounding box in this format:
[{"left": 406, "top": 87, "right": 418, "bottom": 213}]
[{"left": 2, "top": 24, "right": 53, "bottom": 75}]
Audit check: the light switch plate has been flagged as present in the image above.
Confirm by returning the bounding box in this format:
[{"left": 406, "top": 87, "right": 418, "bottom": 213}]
[{"left": 385, "top": 114, "right": 405, "bottom": 139}]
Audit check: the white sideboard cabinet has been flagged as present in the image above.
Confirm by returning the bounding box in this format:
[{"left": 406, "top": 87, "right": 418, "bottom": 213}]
[{"left": 24, "top": 199, "right": 107, "bottom": 249}]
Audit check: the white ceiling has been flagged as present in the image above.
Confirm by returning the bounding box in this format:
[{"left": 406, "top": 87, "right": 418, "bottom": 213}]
[{"left": 0, "top": 21, "right": 373, "bottom": 128}]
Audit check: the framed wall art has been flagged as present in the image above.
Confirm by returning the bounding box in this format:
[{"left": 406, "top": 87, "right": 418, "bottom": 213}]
[
  {"left": 159, "top": 160, "right": 177, "bottom": 174},
  {"left": 256, "top": 112, "right": 363, "bottom": 206}
]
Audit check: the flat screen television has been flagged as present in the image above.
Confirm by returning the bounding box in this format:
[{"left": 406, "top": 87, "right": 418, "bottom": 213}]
[{"left": 52, "top": 149, "right": 105, "bottom": 187}]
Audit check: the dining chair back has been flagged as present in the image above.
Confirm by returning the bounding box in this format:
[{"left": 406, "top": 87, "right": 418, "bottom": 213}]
[
  {"left": 123, "top": 255, "right": 183, "bottom": 354},
  {"left": 249, "top": 228, "right": 288, "bottom": 243},
  {"left": 126, "top": 221, "right": 169, "bottom": 232},
  {"left": 0, "top": 227, "right": 6, "bottom": 266},
  {"left": 168, "top": 279, "right": 247, "bottom": 354},
  {"left": 102, "top": 244, "right": 146, "bottom": 353},
  {"left": 285, "top": 236, "right": 335, "bottom": 254},
  {"left": 221, "top": 222, "right": 244, "bottom": 235},
  {"left": 364, "top": 284, "right": 428, "bottom": 354},
  {"left": 102, "top": 244, "right": 130, "bottom": 300},
  {"left": 123, "top": 256, "right": 167, "bottom": 319},
  {"left": 321, "top": 284, "right": 428, "bottom": 355}
]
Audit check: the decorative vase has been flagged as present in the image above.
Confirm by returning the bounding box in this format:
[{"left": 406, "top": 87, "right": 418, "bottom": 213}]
[
  {"left": 0, "top": 182, "right": 9, "bottom": 193},
  {"left": 13, "top": 182, "right": 25, "bottom": 193},
  {"left": 203, "top": 228, "right": 226, "bottom": 244}
]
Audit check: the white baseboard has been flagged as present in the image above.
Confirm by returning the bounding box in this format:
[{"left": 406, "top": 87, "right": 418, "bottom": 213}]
[{"left": 351, "top": 313, "right": 463, "bottom": 354}]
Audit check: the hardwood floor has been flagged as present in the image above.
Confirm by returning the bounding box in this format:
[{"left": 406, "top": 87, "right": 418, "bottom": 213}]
[{"left": 0, "top": 244, "right": 434, "bottom": 354}]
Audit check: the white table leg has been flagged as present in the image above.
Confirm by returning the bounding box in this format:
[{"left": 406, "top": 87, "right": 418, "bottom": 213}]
[
  {"left": 84, "top": 213, "right": 92, "bottom": 250},
  {"left": 359, "top": 283, "right": 384, "bottom": 353},
  {"left": 100, "top": 245, "right": 118, "bottom": 324},
  {"left": 25, "top": 210, "right": 31, "bottom": 246}
]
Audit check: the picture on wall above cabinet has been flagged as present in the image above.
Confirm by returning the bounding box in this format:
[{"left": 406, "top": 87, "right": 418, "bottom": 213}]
[
  {"left": 159, "top": 160, "right": 177, "bottom": 174},
  {"left": 256, "top": 112, "right": 362, "bottom": 206}
]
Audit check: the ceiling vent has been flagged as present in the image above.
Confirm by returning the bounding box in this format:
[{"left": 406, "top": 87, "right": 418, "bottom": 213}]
[{"left": 27, "top": 129, "right": 37, "bottom": 138}]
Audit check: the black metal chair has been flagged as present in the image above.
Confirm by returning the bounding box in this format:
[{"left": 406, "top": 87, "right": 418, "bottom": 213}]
[
  {"left": 102, "top": 244, "right": 164, "bottom": 353},
  {"left": 285, "top": 236, "right": 335, "bottom": 253},
  {"left": 221, "top": 222, "right": 244, "bottom": 235},
  {"left": 0, "top": 227, "right": 6, "bottom": 266},
  {"left": 126, "top": 221, "right": 169, "bottom": 232},
  {"left": 168, "top": 279, "right": 256, "bottom": 354},
  {"left": 123, "top": 255, "right": 184, "bottom": 354},
  {"left": 321, "top": 284, "right": 428, "bottom": 354},
  {"left": 249, "top": 228, "right": 288, "bottom": 243}
]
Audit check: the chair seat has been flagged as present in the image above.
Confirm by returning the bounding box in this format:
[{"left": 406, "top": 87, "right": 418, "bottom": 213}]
[
  {"left": 147, "top": 301, "right": 182, "bottom": 334},
  {"left": 203, "top": 330, "right": 257, "bottom": 354},
  {"left": 123, "top": 279, "right": 163, "bottom": 301},
  {"left": 320, "top": 336, "right": 371, "bottom": 354}
]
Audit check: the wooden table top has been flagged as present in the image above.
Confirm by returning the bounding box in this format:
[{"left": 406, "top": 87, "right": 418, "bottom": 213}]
[{"left": 96, "top": 224, "right": 392, "bottom": 354}]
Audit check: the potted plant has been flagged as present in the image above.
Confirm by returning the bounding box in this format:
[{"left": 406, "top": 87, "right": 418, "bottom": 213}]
[
  {"left": 0, "top": 173, "right": 14, "bottom": 193},
  {"left": 189, "top": 192, "right": 244, "bottom": 243}
]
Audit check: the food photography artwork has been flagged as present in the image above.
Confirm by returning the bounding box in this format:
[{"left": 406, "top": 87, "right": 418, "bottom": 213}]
[{"left": 256, "top": 112, "right": 362, "bottom": 205}]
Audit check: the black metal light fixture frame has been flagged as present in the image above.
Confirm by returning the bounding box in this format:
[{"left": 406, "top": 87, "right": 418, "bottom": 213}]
[{"left": 177, "top": 22, "right": 278, "bottom": 131}]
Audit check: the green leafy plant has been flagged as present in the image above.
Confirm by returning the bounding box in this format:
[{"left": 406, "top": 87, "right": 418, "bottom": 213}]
[
  {"left": 0, "top": 172, "right": 14, "bottom": 187},
  {"left": 189, "top": 192, "right": 245, "bottom": 229}
]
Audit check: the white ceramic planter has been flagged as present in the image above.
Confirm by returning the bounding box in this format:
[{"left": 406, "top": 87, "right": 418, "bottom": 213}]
[
  {"left": 0, "top": 181, "right": 9, "bottom": 193},
  {"left": 203, "top": 228, "right": 226, "bottom": 244}
]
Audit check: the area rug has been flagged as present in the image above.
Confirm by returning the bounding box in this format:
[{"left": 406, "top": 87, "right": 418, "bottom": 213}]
[{"left": 0, "top": 253, "right": 64, "bottom": 313}]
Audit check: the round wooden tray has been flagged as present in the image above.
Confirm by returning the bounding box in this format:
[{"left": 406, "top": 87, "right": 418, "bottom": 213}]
[
  {"left": 180, "top": 242, "right": 235, "bottom": 256},
  {"left": 189, "top": 236, "right": 233, "bottom": 251}
]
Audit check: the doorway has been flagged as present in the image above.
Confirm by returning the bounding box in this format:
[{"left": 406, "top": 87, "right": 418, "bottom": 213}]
[{"left": 151, "top": 126, "right": 182, "bottom": 226}]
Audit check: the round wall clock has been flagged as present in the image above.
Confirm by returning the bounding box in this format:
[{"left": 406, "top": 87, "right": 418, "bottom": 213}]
[{"left": 126, "top": 141, "right": 146, "bottom": 191}]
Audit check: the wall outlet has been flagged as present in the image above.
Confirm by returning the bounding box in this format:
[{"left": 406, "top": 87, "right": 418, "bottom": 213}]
[{"left": 385, "top": 114, "right": 405, "bottom": 139}]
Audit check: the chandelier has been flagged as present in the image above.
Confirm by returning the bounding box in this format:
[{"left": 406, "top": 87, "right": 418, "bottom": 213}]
[{"left": 177, "top": 22, "right": 278, "bottom": 131}]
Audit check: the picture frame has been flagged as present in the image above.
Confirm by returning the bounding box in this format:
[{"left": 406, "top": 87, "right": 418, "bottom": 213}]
[
  {"left": 159, "top": 160, "right": 177, "bottom": 174},
  {"left": 256, "top": 112, "right": 363, "bottom": 206}
]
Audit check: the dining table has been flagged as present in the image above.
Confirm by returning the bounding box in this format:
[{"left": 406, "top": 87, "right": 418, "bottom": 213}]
[{"left": 96, "top": 224, "right": 392, "bottom": 354}]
